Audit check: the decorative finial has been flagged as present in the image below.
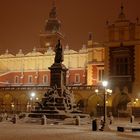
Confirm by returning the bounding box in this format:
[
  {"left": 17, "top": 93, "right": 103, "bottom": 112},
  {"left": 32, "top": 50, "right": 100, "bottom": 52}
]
[
  {"left": 33, "top": 47, "right": 36, "bottom": 52},
  {"left": 52, "top": 0, "right": 55, "bottom": 8},
  {"left": 65, "top": 44, "right": 69, "bottom": 50},
  {"left": 136, "top": 17, "right": 139, "bottom": 24},
  {"left": 82, "top": 44, "right": 86, "bottom": 49},
  {"left": 5, "top": 49, "right": 9, "bottom": 54},
  {"left": 18, "top": 49, "right": 23, "bottom": 54},
  {"left": 106, "top": 20, "right": 109, "bottom": 25},
  {"left": 88, "top": 32, "right": 93, "bottom": 41},
  {"left": 118, "top": 1, "right": 126, "bottom": 20},
  {"left": 121, "top": 2, "right": 124, "bottom": 14}
]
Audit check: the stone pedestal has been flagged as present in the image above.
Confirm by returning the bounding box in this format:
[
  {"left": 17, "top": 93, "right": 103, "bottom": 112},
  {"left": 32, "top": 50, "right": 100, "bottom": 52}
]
[{"left": 49, "top": 63, "right": 68, "bottom": 89}]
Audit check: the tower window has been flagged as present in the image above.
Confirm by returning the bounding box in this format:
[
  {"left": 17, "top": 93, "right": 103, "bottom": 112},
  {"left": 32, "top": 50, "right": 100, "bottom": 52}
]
[
  {"left": 116, "top": 57, "right": 129, "bottom": 75},
  {"left": 119, "top": 30, "right": 124, "bottom": 41},
  {"left": 109, "top": 46, "right": 134, "bottom": 78},
  {"left": 98, "top": 69, "right": 104, "bottom": 82}
]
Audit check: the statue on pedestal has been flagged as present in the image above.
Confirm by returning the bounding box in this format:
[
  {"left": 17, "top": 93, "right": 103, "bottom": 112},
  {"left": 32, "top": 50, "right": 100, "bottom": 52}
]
[{"left": 54, "top": 40, "right": 64, "bottom": 63}]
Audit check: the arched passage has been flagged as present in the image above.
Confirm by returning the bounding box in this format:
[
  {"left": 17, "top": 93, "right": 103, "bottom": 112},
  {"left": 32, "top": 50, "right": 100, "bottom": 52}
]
[
  {"left": 87, "top": 93, "right": 103, "bottom": 116},
  {"left": 3, "top": 94, "right": 13, "bottom": 112},
  {"left": 18, "top": 94, "right": 28, "bottom": 112},
  {"left": 0, "top": 94, "right": 4, "bottom": 113}
]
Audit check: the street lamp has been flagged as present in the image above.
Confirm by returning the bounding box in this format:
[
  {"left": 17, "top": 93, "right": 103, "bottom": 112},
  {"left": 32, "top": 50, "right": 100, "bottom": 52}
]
[
  {"left": 31, "top": 92, "right": 35, "bottom": 98},
  {"left": 11, "top": 102, "right": 15, "bottom": 114},
  {"left": 26, "top": 102, "right": 31, "bottom": 112},
  {"left": 30, "top": 92, "right": 36, "bottom": 110},
  {"left": 95, "top": 89, "right": 99, "bottom": 95},
  {"left": 102, "top": 80, "right": 108, "bottom": 130}
]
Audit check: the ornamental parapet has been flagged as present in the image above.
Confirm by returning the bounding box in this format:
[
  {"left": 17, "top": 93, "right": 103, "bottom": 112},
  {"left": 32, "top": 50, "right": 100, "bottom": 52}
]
[{"left": 0, "top": 85, "right": 103, "bottom": 91}]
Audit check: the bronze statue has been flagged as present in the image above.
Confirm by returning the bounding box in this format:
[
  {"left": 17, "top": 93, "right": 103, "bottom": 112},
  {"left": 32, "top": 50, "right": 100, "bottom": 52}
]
[{"left": 54, "top": 40, "right": 64, "bottom": 63}]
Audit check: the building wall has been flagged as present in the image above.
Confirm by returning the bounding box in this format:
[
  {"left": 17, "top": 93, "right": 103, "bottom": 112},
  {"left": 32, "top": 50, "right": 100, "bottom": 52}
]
[
  {"left": 105, "top": 5, "right": 140, "bottom": 102},
  {"left": 0, "top": 41, "right": 104, "bottom": 86},
  {"left": 133, "top": 43, "right": 140, "bottom": 97}
]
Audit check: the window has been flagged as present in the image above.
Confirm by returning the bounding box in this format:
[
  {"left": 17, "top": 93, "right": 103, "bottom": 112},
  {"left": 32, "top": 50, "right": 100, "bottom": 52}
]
[
  {"left": 43, "top": 75, "right": 48, "bottom": 84},
  {"left": 28, "top": 75, "right": 33, "bottom": 84},
  {"left": 75, "top": 74, "right": 80, "bottom": 83},
  {"left": 15, "top": 76, "right": 19, "bottom": 84},
  {"left": 116, "top": 57, "right": 129, "bottom": 75},
  {"left": 109, "top": 30, "right": 114, "bottom": 41},
  {"left": 98, "top": 68, "right": 104, "bottom": 82},
  {"left": 119, "top": 29, "right": 124, "bottom": 41}
]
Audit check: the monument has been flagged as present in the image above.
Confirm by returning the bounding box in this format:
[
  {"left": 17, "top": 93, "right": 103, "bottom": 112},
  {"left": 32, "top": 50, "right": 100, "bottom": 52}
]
[{"left": 32, "top": 40, "right": 83, "bottom": 119}]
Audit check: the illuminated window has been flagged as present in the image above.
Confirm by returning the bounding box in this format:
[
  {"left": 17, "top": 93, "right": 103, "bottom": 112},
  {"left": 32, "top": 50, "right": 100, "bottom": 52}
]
[
  {"left": 15, "top": 76, "right": 19, "bottom": 84},
  {"left": 28, "top": 75, "right": 33, "bottom": 83},
  {"left": 75, "top": 74, "right": 80, "bottom": 83},
  {"left": 98, "top": 68, "right": 104, "bottom": 82}
]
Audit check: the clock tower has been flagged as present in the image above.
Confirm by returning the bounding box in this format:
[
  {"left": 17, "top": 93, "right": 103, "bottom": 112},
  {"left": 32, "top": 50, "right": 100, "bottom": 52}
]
[{"left": 38, "top": 1, "right": 64, "bottom": 52}]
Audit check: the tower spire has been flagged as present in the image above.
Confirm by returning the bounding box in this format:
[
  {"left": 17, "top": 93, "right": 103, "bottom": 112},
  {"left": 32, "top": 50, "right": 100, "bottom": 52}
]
[
  {"left": 118, "top": 1, "right": 126, "bottom": 21},
  {"left": 49, "top": 0, "right": 57, "bottom": 19},
  {"left": 45, "top": 0, "right": 61, "bottom": 33},
  {"left": 120, "top": 1, "right": 124, "bottom": 14},
  {"left": 52, "top": 0, "right": 55, "bottom": 8},
  {"left": 39, "top": 1, "right": 63, "bottom": 53}
]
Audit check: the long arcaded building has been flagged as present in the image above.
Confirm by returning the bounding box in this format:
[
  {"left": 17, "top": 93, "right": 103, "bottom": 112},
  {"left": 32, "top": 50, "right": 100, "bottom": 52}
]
[{"left": 0, "top": 3, "right": 140, "bottom": 115}]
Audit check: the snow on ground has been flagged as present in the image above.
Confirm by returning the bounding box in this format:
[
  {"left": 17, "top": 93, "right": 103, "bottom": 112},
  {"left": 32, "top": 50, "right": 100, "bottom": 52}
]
[{"left": 0, "top": 118, "right": 140, "bottom": 140}]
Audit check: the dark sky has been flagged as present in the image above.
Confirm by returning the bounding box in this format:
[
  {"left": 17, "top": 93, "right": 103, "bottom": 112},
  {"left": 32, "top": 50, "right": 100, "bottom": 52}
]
[{"left": 0, "top": 0, "right": 140, "bottom": 54}]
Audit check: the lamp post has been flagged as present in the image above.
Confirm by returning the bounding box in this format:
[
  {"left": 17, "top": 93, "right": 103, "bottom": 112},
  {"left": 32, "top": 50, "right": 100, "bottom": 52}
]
[
  {"left": 11, "top": 102, "right": 15, "bottom": 114},
  {"left": 30, "top": 92, "right": 36, "bottom": 110},
  {"left": 102, "top": 80, "right": 108, "bottom": 130}
]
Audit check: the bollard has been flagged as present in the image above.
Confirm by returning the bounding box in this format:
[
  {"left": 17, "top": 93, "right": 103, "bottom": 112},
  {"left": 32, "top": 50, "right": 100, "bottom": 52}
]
[
  {"left": 41, "top": 115, "right": 46, "bottom": 125},
  {"left": 117, "top": 126, "right": 124, "bottom": 132},
  {"left": 12, "top": 114, "right": 17, "bottom": 124},
  {"left": 75, "top": 116, "right": 80, "bottom": 125},
  {"left": 109, "top": 115, "right": 114, "bottom": 124},
  {"left": 130, "top": 115, "right": 134, "bottom": 123},
  {"left": 92, "top": 119, "right": 97, "bottom": 131},
  {"left": 0, "top": 116, "right": 2, "bottom": 122}
]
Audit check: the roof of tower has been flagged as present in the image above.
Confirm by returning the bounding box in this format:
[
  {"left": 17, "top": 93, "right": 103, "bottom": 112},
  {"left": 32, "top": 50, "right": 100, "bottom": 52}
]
[
  {"left": 115, "top": 2, "right": 131, "bottom": 24},
  {"left": 117, "top": 3, "right": 126, "bottom": 21},
  {"left": 107, "top": 3, "right": 133, "bottom": 26},
  {"left": 49, "top": 0, "right": 57, "bottom": 19},
  {"left": 45, "top": 1, "right": 61, "bottom": 33}
]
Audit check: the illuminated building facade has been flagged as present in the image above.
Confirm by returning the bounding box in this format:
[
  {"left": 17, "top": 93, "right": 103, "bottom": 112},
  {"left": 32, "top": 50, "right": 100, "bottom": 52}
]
[
  {"left": 104, "top": 5, "right": 140, "bottom": 114},
  {"left": 105, "top": 5, "right": 140, "bottom": 94},
  {"left": 0, "top": 3, "right": 104, "bottom": 87},
  {"left": 0, "top": 3, "right": 140, "bottom": 115}
]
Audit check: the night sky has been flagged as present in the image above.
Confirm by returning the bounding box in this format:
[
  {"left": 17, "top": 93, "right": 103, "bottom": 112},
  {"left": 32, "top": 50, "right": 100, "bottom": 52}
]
[{"left": 0, "top": 0, "right": 140, "bottom": 54}]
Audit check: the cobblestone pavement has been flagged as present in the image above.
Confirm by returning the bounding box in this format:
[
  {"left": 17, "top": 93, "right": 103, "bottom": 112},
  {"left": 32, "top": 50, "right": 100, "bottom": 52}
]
[{"left": 0, "top": 119, "right": 140, "bottom": 140}]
